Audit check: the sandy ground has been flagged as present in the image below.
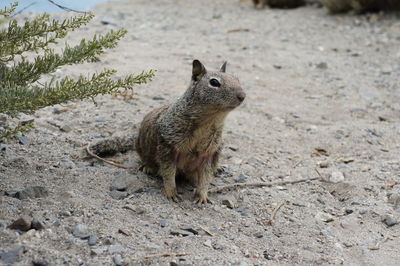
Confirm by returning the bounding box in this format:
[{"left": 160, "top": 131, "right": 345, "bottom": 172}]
[{"left": 1, "top": 0, "right": 400, "bottom": 265}]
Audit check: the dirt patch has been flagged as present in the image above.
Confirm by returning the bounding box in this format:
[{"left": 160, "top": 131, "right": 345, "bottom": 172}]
[{"left": 1, "top": 0, "right": 400, "bottom": 265}]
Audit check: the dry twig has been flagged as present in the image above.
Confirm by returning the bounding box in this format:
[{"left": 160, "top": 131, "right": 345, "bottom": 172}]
[
  {"left": 263, "top": 202, "right": 285, "bottom": 226},
  {"left": 314, "top": 168, "right": 323, "bottom": 178},
  {"left": 209, "top": 176, "right": 320, "bottom": 193},
  {"left": 369, "top": 236, "right": 390, "bottom": 250},
  {"left": 199, "top": 225, "right": 215, "bottom": 236},
  {"left": 227, "top": 28, "right": 250, "bottom": 33},
  {"left": 47, "top": 0, "right": 87, "bottom": 13},
  {"left": 86, "top": 144, "right": 131, "bottom": 169}
]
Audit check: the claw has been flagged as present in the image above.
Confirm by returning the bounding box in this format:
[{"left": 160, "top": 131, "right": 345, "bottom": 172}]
[
  {"left": 193, "top": 192, "right": 212, "bottom": 205},
  {"left": 164, "top": 187, "right": 181, "bottom": 203}
]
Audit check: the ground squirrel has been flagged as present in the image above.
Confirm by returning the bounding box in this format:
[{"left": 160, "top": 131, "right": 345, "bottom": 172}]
[{"left": 136, "top": 60, "right": 245, "bottom": 204}]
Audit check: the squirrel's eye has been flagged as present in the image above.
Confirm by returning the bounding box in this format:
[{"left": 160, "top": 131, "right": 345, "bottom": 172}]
[{"left": 209, "top": 78, "right": 221, "bottom": 87}]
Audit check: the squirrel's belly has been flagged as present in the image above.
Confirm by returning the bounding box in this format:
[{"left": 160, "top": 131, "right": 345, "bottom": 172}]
[{"left": 175, "top": 151, "right": 213, "bottom": 172}]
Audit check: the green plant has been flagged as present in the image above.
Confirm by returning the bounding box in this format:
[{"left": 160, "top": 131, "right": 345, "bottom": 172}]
[{"left": 0, "top": 2, "right": 155, "bottom": 137}]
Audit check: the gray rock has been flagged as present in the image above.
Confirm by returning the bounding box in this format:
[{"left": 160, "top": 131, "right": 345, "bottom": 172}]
[
  {"left": 234, "top": 173, "right": 248, "bottom": 183},
  {"left": 52, "top": 221, "right": 61, "bottom": 227},
  {"left": 72, "top": 224, "right": 90, "bottom": 239},
  {"left": 152, "top": 96, "right": 165, "bottom": 101},
  {"left": 3, "top": 156, "right": 28, "bottom": 168},
  {"left": 381, "top": 215, "right": 398, "bottom": 227},
  {"left": 32, "top": 259, "right": 50, "bottom": 266},
  {"left": 60, "top": 124, "right": 72, "bottom": 132},
  {"left": 329, "top": 171, "right": 345, "bottom": 183},
  {"left": 7, "top": 216, "right": 31, "bottom": 231},
  {"left": 388, "top": 192, "right": 400, "bottom": 208},
  {"left": 0, "top": 220, "right": 5, "bottom": 231},
  {"left": 31, "top": 218, "right": 45, "bottom": 230},
  {"left": 180, "top": 225, "right": 199, "bottom": 235},
  {"left": 212, "top": 242, "right": 224, "bottom": 250},
  {"left": 118, "top": 228, "right": 131, "bottom": 236},
  {"left": 110, "top": 173, "right": 135, "bottom": 191},
  {"left": 170, "top": 229, "right": 193, "bottom": 237},
  {"left": 316, "top": 62, "right": 328, "bottom": 69},
  {"left": 88, "top": 235, "right": 97, "bottom": 246},
  {"left": 254, "top": 232, "right": 264, "bottom": 238},
  {"left": 95, "top": 118, "right": 109, "bottom": 123},
  {"left": 160, "top": 220, "right": 168, "bottom": 228},
  {"left": 0, "top": 144, "right": 11, "bottom": 153},
  {"left": 113, "top": 254, "right": 122, "bottom": 265},
  {"left": 108, "top": 244, "right": 125, "bottom": 254},
  {"left": 318, "top": 161, "right": 329, "bottom": 168},
  {"left": 228, "top": 145, "right": 239, "bottom": 151},
  {"left": 315, "top": 212, "right": 334, "bottom": 222},
  {"left": 0, "top": 247, "right": 23, "bottom": 265},
  {"left": 12, "top": 186, "right": 48, "bottom": 200},
  {"left": 59, "top": 211, "right": 72, "bottom": 217},
  {"left": 90, "top": 247, "right": 106, "bottom": 256},
  {"left": 203, "top": 239, "right": 212, "bottom": 248},
  {"left": 221, "top": 195, "right": 237, "bottom": 209},
  {"left": 108, "top": 190, "right": 128, "bottom": 200},
  {"left": 18, "top": 135, "right": 29, "bottom": 145}
]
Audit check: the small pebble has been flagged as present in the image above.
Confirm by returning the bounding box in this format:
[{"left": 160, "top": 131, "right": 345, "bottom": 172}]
[
  {"left": 315, "top": 212, "right": 334, "bottom": 223},
  {"left": 52, "top": 221, "right": 61, "bottom": 227},
  {"left": 388, "top": 193, "right": 400, "bottom": 208},
  {"left": 160, "top": 220, "right": 168, "bottom": 228},
  {"left": 108, "top": 190, "right": 128, "bottom": 200},
  {"left": 108, "top": 244, "right": 125, "bottom": 254},
  {"left": 113, "top": 254, "right": 122, "bottom": 265},
  {"left": 221, "top": 195, "right": 237, "bottom": 209},
  {"left": 254, "top": 232, "right": 264, "bottom": 238},
  {"left": 88, "top": 235, "right": 97, "bottom": 246},
  {"left": 316, "top": 62, "right": 328, "bottom": 69},
  {"left": 203, "top": 239, "right": 212, "bottom": 248},
  {"left": 8, "top": 186, "right": 48, "bottom": 200},
  {"left": 228, "top": 145, "right": 239, "bottom": 151},
  {"left": 381, "top": 215, "right": 398, "bottom": 227},
  {"left": 32, "top": 260, "right": 49, "bottom": 266},
  {"left": 152, "top": 96, "right": 165, "bottom": 100},
  {"left": 170, "top": 229, "right": 193, "bottom": 237},
  {"left": 118, "top": 228, "right": 131, "bottom": 236},
  {"left": 110, "top": 173, "right": 135, "bottom": 191},
  {"left": 7, "top": 216, "right": 32, "bottom": 232},
  {"left": 234, "top": 173, "right": 248, "bottom": 183},
  {"left": 180, "top": 225, "right": 199, "bottom": 235},
  {"left": 72, "top": 224, "right": 90, "bottom": 239},
  {"left": 60, "top": 124, "right": 72, "bottom": 132},
  {"left": 329, "top": 171, "right": 345, "bottom": 183},
  {"left": 90, "top": 248, "right": 105, "bottom": 256},
  {"left": 0, "top": 247, "right": 24, "bottom": 265},
  {"left": 317, "top": 161, "right": 329, "bottom": 168},
  {"left": 18, "top": 135, "right": 29, "bottom": 145},
  {"left": 31, "top": 218, "right": 45, "bottom": 230}
]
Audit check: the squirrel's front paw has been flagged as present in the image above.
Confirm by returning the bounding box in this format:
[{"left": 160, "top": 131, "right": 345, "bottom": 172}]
[
  {"left": 163, "top": 186, "right": 182, "bottom": 203},
  {"left": 193, "top": 190, "right": 212, "bottom": 205}
]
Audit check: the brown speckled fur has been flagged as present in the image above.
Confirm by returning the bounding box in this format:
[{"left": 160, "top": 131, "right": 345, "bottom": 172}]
[{"left": 135, "top": 60, "right": 245, "bottom": 204}]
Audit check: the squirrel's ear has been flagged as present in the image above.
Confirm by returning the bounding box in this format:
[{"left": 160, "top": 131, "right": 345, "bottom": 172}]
[
  {"left": 220, "top": 61, "right": 227, "bottom": 73},
  {"left": 192, "top": 59, "right": 206, "bottom": 81}
]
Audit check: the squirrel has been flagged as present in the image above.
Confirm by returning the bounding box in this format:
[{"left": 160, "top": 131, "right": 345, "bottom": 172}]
[{"left": 135, "top": 60, "right": 246, "bottom": 204}]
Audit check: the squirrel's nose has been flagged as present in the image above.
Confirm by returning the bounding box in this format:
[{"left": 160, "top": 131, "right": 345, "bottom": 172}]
[{"left": 236, "top": 92, "right": 246, "bottom": 102}]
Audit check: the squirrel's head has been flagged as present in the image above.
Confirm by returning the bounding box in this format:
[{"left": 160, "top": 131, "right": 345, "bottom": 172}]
[{"left": 188, "top": 59, "right": 246, "bottom": 111}]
